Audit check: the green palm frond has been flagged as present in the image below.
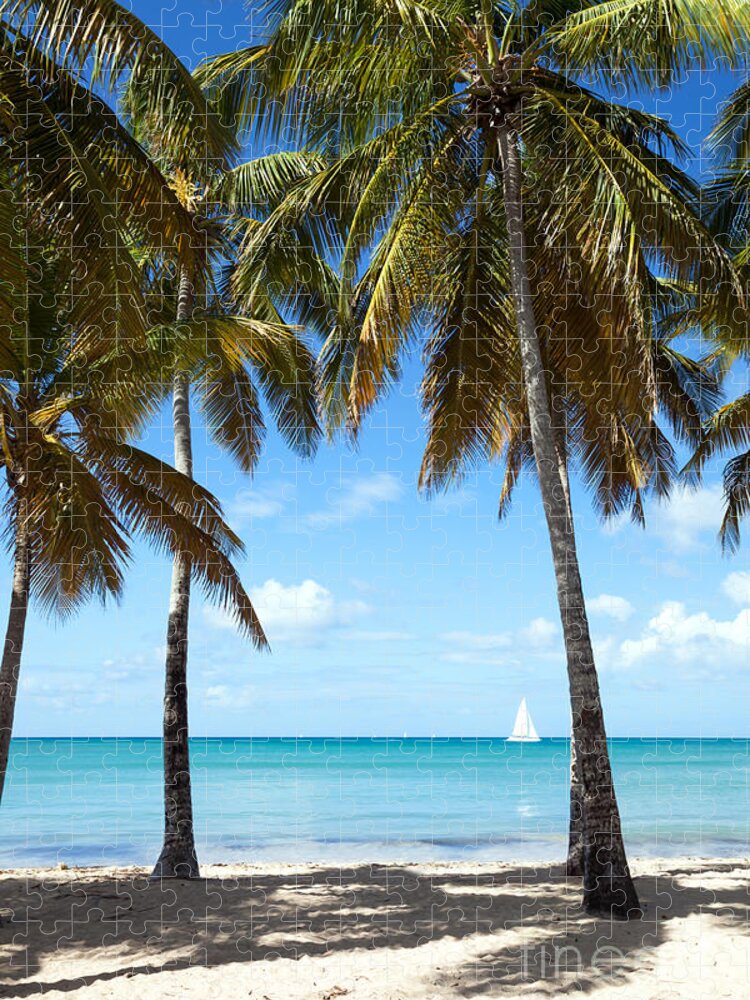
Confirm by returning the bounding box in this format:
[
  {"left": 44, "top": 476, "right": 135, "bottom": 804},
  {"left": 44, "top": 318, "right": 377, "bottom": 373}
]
[
  {"left": 0, "top": 237, "right": 269, "bottom": 644},
  {"left": 148, "top": 316, "right": 321, "bottom": 462},
  {"left": 547, "top": 0, "right": 750, "bottom": 88},
  {"left": 25, "top": 440, "right": 131, "bottom": 617},
  {"left": 0, "top": 36, "right": 206, "bottom": 345},
  {"left": 0, "top": 0, "right": 236, "bottom": 166},
  {"left": 194, "top": 44, "right": 270, "bottom": 140},
  {"left": 419, "top": 189, "right": 520, "bottom": 493},
  {"left": 196, "top": 365, "right": 265, "bottom": 474},
  {"left": 80, "top": 434, "right": 267, "bottom": 645},
  {"left": 229, "top": 223, "right": 341, "bottom": 341},
  {"left": 525, "top": 85, "right": 733, "bottom": 293},
  {"left": 684, "top": 394, "right": 750, "bottom": 483},
  {"left": 652, "top": 340, "right": 722, "bottom": 444},
  {"left": 708, "top": 81, "right": 750, "bottom": 163},
  {"left": 197, "top": 0, "right": 464, "bottom": 145},
  {"left": 720, "top": 448, "right": 750, "bottom": 552},
  {"left": 214, "top": 151, "right": 330, "bottom": 212},
  {"left": 703, "top": 83, "right": 750, "bottom": 256},
  {"left": 576, "top": 405, "right": 676, "bottom": 521}
]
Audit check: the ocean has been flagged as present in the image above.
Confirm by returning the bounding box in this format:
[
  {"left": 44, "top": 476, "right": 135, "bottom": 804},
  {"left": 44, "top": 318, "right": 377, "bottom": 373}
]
[{"left": 2, "top": 737, "right": 749, "bottom": 867}]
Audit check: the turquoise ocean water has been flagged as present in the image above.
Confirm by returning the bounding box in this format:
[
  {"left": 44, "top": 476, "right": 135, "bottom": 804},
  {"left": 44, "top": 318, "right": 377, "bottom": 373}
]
[{"left": 2, "top": 738, "right": 749, "bottom": 867}]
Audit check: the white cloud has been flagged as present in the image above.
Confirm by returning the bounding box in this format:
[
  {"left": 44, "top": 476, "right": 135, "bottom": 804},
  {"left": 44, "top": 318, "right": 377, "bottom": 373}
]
[
  {"left": 588, "top": 594, "right": 635, "bottom": 623},
  {"left": 592, "top": 635, "right": 617, "bottom": 671},
  {"left": 204, "top": 578, "right": 369, "bottom": 643},
  {"left": 302, "top": 473, "right": 402, "bottom": 530},
  {"left": 620, "top": 600, "right": 750, "bottom": 667},
  {"left": 655, "top": 484, "right": 724, "bottom": 552},
  {"left": 228, "top": 483, "right": 292, "bottom": 522},
  {"left": 722, "top": 571, "right": 750, "bottom": 606},
  {"left": 520, "top": 617, "right": 558, "bottom": 647}
]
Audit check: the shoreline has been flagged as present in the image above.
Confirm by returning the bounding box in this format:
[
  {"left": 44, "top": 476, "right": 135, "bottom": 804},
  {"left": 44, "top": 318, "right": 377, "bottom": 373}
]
[
  {"left": 2, "top": 857, "right": 747, "bottom": 998},
  {"left": 2, "top": 853, "right": 748, "bottom": 874}
]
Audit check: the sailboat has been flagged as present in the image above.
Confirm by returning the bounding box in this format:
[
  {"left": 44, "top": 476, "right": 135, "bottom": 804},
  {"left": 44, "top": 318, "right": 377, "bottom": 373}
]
[{"left": 506, "top": 697, "right": 541, "bottom": 743}]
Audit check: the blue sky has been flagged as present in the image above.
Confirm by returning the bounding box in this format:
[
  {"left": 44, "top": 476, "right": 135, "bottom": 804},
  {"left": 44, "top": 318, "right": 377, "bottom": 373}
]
[{"left": 9, "top": 2, "right": 750, "bottom": 739}]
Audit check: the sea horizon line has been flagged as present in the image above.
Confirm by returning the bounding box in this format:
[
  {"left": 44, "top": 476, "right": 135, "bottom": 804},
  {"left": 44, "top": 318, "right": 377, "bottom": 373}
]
[{"left": 8, "top": 734, "right": 749, "bottom": 742}]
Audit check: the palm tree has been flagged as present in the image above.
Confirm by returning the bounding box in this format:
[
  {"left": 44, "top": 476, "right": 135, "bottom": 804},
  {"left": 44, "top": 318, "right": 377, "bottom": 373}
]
[
  {"left": 101, "top": 30, "right": 258, "bottom": 876},
  {"left": 203, "top": 0, "right": 746, "bottom": 916},
  {"left": 145, "top": 220, "right": 320, "bottom": 879},
  {"left": 0, "top": 234, "right": 270, "bottom": 806},
  {"left": 123, "top": 144, "right": 320, "bottom": 885},
  {"left": 420, "top": 297, "right": 720, "bottom": 875},
  {"left": 0, "top": 0, "right": 321, "bottom": 877}
]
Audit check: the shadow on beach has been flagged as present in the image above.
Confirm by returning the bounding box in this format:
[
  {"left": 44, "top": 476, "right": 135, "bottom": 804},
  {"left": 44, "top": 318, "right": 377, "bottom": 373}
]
[{"left": 0, "top": 860, "right": 748, "bottom": 997}]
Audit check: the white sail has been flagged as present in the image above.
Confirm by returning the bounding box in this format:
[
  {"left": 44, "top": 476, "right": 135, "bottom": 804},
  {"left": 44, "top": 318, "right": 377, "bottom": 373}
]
[{"left": 507, "top": 697, "right": 541, "bottom": 742}]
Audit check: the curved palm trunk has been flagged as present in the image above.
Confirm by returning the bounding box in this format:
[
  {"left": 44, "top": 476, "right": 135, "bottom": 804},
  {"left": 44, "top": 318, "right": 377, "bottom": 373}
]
[
  {"left": 0, "top": 511, "right": 30, "bottom": 805},
  {"left": 566, "top": 723, "right": 584, "bottom": 876},
  {"left": 551, "top": 425, "right": 584, "bottom": 877},
  {"left": 151, "top": 267, "right": 199, "bottom": 878},
  {"left": 497, "top": 126, "right": 639, "bottom": 918}
]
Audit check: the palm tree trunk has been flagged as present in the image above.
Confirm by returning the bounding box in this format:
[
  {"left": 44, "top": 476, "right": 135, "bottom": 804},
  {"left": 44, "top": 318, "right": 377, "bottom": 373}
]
[
  {"left": 566, "top": 720, "right": 584, "bottom": 877},
  {"left": 497, "top": 125, "right": 639, "bottom": 918},
  {"left": 550, "top": 412, "right": 585, "bottom": 877},
  {"left": 151, "top": 266, "right": 199, "bottom": 878},
  {"left": 0, "top": 510, "right": 30, "bottom": 805}
]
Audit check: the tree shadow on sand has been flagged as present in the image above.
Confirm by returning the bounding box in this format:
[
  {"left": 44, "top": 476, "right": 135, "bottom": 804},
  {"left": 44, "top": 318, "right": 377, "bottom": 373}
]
[{"left": 0, "top": 861, "right": 748, "bottom": 996}]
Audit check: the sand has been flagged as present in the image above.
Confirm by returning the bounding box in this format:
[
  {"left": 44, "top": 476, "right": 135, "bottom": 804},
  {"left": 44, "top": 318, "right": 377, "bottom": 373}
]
[{"left": 0, "top": 857, "right": 747, "bottom": 998}]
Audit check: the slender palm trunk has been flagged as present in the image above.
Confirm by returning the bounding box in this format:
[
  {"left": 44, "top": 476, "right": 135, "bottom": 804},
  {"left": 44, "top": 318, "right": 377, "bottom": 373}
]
[
  {"left": 567, "top": 728, "right": 584, "bottom": 875},
  {"left": 497, "top": 126, "right": 639, "bottom": 918},
  {"left": 550, "top": 418, "right": 584, "bottom": 877},
  {"left": 0, "top": 510, "right": 30, "bottom": 805},
  {"left": 151, "top": 267, "right": 199, "bottom": 878}
]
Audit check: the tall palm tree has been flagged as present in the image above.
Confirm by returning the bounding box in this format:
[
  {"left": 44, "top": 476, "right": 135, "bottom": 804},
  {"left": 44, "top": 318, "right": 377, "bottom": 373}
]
[
  {"left": 123, "top": 142, "right": 320, "bottom": 885},
  {"left": 95, "top": 26, "right": 263, "bottom": 878},
  {"left": 420, "top": 297, "right": 720, "bottom": 875},
  {"left": 0, "top": 0, "right": 321, "bottom": 877},
  {"left": 0, "top": 235, "right": 269, "bottom": 806},
  {"left": 203, "top": 0, "right": 746, "bottom": 916},
  {"left": 143, "top": 211, "right": 320, "bottom": 879}
]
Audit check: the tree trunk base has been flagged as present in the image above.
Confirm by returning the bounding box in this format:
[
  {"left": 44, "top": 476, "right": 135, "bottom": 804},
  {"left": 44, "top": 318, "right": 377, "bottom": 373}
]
[
  {"left": 566, "top": 851, "right": 584, "bottom": 878},
  {"left": 150, "top": 843, "right": 200, "bottom": 880},
  {"left": 583, "top": 874, "right": 642, "bottom": 920}
]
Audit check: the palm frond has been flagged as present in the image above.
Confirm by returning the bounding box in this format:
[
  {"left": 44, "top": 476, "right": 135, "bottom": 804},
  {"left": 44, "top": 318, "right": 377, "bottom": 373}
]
[
  {"left": 683, "top": 394, "right": 750, "bottom": 483},
  {"left": 720, "top": 449, "right": 750, "bottom": 553},
  {"left": 547, "top": 0, "right": 750, "bottom": 88},
  {"left": 81, "top": 434, "right": 267, "bottom": 645},
  {"left": 0, "top": 0, "right": 236, "bottom": 165}
]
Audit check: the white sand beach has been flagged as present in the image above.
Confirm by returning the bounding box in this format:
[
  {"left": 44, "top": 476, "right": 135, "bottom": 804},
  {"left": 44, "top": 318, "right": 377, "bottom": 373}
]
[{"left": 0, "top": 858, "right": 746, "bottom": 999}]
